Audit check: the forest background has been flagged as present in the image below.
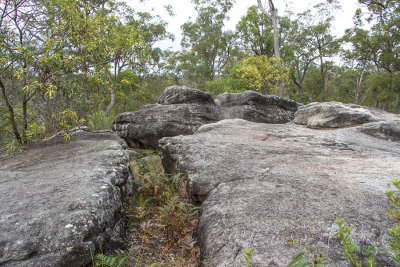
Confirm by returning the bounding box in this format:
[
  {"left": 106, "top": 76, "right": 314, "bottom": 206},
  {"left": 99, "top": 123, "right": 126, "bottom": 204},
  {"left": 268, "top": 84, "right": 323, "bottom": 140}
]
[{"left": 0, "top": 0, "right": 399, "bottom": 151}]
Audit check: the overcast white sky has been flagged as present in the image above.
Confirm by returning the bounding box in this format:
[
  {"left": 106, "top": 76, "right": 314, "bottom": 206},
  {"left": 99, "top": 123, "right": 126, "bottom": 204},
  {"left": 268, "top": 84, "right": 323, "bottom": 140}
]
[{"left": 126, "top": 0, "right": 360, "bottom": 50}]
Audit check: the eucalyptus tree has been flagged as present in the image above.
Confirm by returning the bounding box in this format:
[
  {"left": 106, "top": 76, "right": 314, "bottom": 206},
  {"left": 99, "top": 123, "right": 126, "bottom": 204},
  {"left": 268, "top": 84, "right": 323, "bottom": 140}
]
[
  {"left": 292, "top": 0, "right": 341, "bottom": 102},
  {"left": 236, "top": 5, "right": 274, "bottom": 57},
  {"left": 256, "top": 0, "right": 288, "bottom": 96},
  {"left": 344, "top": 0, "right": 400, "bottom": 112},
  {"left": 180, "top": 0, "right": 235, "bottom": 88}
]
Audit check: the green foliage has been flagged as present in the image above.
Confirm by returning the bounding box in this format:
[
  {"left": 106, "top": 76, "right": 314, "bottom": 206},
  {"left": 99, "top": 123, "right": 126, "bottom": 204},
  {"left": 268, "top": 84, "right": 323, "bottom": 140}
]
[
  {"left": 56, "top": 109, "right": 86, "bottom": 140},
  {"left": 93, "top": 252, "right": 127, "bottom": 267},
  {"left": 228, "top": 55, "right": 289, "bottom": 95},
  {"left": 288, "top": 241, "right": 330, "bottom": 267},
  {"left": 242, "top": 247, "right": 253, "bottom": 267},
  {"left": 335, "top": 218, "right": 376, "bottom": 267},
  {"left": 386, "top": 180, "right": 400, "bottom": 262},
  {"left": 236, "top": 5, "right": 274, "bottom": 56},
  {"left": 87, "top": 109, "right": 115, "bottom": 130},
  {"left": 6, "top": 139, "right": 23, "bottom": 154},
  {"left": 179, "top": 0, "right": 235, "bottom": 87}
]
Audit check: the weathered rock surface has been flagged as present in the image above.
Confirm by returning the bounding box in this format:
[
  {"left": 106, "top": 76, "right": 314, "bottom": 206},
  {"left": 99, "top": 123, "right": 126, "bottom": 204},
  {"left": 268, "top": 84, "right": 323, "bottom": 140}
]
[
  {"left": 113, "top": 86, "right": 301, "bottom": 148},
  {"left": 158, "top": 85, "right": 215, "bottom": 105},
  {"left": 112, "top": 103, "right": 221, "bottom": 148},
  {"left": 294, "top": 102, "right": 380, "bottom": 128},
  {"left": 159, "top": 119, "right": 400, "bottom": 266},
  {"left": 0, "top": 131, "right": 133, "bottom": 267},
  {"left": 358, "top": 121, "right": 400, "bottom": 141},
  {"left": 216, "top": 90, "right": 300, "bottom": 123}
]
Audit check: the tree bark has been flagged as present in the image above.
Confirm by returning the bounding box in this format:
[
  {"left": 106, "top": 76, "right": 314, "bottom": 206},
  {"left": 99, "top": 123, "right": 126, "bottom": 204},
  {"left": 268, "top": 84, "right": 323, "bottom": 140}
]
[
  {"left": 22, "top": 95, "right": 28, "bottom": 144},
  {"left": 354, "top": 68, "right": 365, "bottom": 105},
  {"left": 105, "top": 89, "right": 115, "bottom": 116},
  {"left": 0, "top": 78, "right": 22, "bottom": 145},
  {"left": 319, "top": 52, "right": 326, "bottom": 102}
]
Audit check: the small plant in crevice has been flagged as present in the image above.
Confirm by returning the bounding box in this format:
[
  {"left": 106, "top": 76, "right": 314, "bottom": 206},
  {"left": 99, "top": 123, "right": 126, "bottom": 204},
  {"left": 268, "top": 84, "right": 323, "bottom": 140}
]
[
  {"left": 92, "top": 252, "right": 127, "bottom": 267},
  {"left": 335, "top": 218, "right": 378, "bottom": 267},
  {"left": 242, "top": 247, "right": 253, "bottom": 267},
  {"left": 288, "top": 240, "right": 330, "bottom": 267}
]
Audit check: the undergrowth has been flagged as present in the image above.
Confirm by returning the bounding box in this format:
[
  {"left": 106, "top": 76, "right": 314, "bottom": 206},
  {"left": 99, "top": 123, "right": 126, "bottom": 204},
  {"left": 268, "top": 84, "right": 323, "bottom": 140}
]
[
  {"left": 125, "top": 153, "right": 200, "bottom": 266},
  {"left": 93, "top": 151, "right": 200, "bottom": 266}
]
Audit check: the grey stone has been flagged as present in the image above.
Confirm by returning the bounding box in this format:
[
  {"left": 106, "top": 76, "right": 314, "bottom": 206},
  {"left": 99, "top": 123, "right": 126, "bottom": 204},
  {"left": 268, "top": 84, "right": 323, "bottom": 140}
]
[
  {"left": 159, "top": 119, "right": 399, "bottom": 266},
  {"left": 294, "top": 102, "right": 380, "bottom": 128},
  {"left": 158, "top": 85, "right": 215, "bottom": 105},
  {"left": 358, "top": 121, "right": 400, "bottom": 142},
  {"left": 112, "top": 103, "right": 221, "bottom": 149},
  {"left": 216, "top": 90, "right": 300, "bottom": 123},
  {"left": 365, "top": 106, "right": 400, "bottom": 125},
  {"left": 0, "top": 131, "right": 133, "bottom": 267},
  {"left": 113, "top": 87, "right": 302, "bottom": 149}
]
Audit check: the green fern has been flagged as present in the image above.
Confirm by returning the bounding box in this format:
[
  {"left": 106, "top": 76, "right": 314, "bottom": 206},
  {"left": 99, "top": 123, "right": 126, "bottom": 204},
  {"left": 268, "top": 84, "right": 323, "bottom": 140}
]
[{"left": 93, "top": 253, "right": 127, "bottom": 267}]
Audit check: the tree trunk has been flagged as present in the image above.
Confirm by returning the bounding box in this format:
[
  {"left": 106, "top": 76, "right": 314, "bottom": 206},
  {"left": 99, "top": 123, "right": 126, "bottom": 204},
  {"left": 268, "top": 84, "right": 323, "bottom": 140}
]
[
  {"left": 105, "top": 89, "right": 115, "bottom": 116},
  {"left": 355, "top": 68, "right": 365, "bottom": 105},
  {"left": 257, "top": 0, "right": 284, "bottom": 97},
  {"left": 299, "top": 85, "right": 303, "bottom": 103},
  {"left": 0, "top": 78, "right": 22, "bottom": 145},
  {"left": 22, "top": 95, "right": 28, "bottom": 145},
  {"left": 319, "top": 53, "right": 325, "bottom": 102}
]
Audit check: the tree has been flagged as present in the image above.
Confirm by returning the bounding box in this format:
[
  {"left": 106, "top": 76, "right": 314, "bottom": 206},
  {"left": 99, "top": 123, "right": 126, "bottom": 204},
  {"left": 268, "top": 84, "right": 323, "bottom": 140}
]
[
  {"left": 294, "top": 0, "right": 341, "bottom": 102},
  {"left": 0, "top": 0, "right": 147, "bottom": 147},
  {"left": 344, "top": 0, "right": 400, "bottom": 112},
  {"left": 180, "top": 0, "right": 235, "bottom": 88},
  {"left": 257, "top": 0, "right": 286, "bottom": 96},
  {"left": 228, "top": 55, "right": 289, "bottom": 94},
  {"left": 236, "top": 5, "right": 274, "bottom": 57},
  {"left": 287, "top": 18, "right": 318, "bottom": 103}
]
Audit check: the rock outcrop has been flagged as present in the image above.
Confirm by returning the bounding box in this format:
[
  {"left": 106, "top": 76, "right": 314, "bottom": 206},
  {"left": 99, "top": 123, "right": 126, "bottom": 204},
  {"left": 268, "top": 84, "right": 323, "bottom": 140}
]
[
  {"left": 216, "top": 90, "right": 300, "bottom": 123},
  {"left": 0, "top": 131, "right": 133, "bottom": 267},
  {"left": 357, "top": 121, "right": 400, "bottom": 141},
  {"left": 112, "top": 86, "right": 300, "bottom": 148},
  {"left": 294, "top": 102, "right": 379, "bottom": 128},
  {"left": 159, "top": 119, "right": 400, "bottom": 266},
  {"left": 158, "top": 85, "right": 215, "bottom": 105}
]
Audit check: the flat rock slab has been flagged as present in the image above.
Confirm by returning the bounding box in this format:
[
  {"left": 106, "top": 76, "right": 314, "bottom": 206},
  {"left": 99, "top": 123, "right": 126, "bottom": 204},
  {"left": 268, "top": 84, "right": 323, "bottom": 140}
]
[
  {"left": 0, "top": 131, "right": 133, "bottom": 267},
  {"left": 159, "top": 119, "right": 400, "bottom": 266}
]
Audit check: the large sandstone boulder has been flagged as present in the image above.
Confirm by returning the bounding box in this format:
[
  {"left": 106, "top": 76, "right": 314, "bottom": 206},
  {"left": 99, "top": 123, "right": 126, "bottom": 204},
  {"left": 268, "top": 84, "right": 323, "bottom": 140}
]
[
  {"left": 112, "top": 103, "right": 221, "bottom": 149},
  {"left": 0, "top": 131, "right": 133, "bottom": 267},
  {"left": 112, "top": 86, "right": 221, "bottom": 149},
  {"left": 113, "top": 86, "right": 301, "bottom": 148},
  {"left": 159, "top": 119, "right": 400, "bottom": 266},
  {"left": 294, "top": 102, "right": 380, "bottom": 128},
  {"left": 158, "top": 85, "right": 215, "bottom": 105},
  {"left": 216, "top": 90, "right": 300, "bottom": 123}
]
